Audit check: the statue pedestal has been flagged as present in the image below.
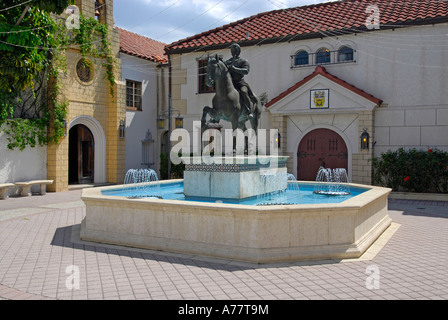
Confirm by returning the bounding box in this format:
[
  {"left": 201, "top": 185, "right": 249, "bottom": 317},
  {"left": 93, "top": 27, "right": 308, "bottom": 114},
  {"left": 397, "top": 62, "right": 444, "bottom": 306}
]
[{"left": 183, "top": 156, "right": 289, "bottom": 200}]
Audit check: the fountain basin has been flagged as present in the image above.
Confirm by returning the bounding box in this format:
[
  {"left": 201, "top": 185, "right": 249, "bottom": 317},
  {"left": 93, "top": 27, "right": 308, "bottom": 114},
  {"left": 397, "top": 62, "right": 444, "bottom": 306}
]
[
  {"left": 80, "top": 180, "right": 392, "bottom": 264},
  {"left": 184, "top": 156, "right": 289, "bottom": 199}
]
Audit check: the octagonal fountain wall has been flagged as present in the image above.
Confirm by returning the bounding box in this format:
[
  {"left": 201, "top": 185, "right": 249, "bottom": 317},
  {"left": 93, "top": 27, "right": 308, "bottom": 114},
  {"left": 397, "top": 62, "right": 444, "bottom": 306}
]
[{"left": 80, "top": 157, "right": 392, "bottom": 264}]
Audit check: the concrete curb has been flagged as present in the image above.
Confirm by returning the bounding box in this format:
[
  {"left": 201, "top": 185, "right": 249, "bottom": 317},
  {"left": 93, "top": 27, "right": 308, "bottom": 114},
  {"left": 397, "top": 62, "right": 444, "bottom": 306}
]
[{"left": 389, "top": 192, "right": 448, "bottom": 202}]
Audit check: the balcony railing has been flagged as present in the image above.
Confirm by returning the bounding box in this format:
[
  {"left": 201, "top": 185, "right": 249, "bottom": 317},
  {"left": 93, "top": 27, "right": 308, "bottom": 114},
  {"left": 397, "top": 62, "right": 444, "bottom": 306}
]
[{"left": 290, "top": 49, "right": 356, "bottom": 69}]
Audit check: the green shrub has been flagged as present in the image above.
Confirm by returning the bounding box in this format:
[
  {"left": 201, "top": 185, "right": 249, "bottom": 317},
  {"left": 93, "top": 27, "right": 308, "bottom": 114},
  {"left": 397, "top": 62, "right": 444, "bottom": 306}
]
[
  {"left": 372, "top": 148, "right": 448, "bottom": 193},
  {"left": 159, "top": 153, "right": 185, "bottom": 180}
]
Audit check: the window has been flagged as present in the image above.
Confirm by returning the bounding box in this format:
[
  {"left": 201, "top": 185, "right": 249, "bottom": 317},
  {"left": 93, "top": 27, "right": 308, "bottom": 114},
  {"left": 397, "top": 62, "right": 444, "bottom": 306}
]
[
  {"left": 291, "top": 44, "right": 356, "bottom": 68},
  {"left": 338, "top": 46, "right": 354, "bottom": 62},
  {"left": 76, "top": 58, "right": 94, "bottom": 83},
  {"left": 198, "top": 59, "right": 215, "bottom": 94},
  {"left": 294, "top": 50, "right": 309, "bottom": 66},
  {"left": 126, "top": 80, "right": 142, "bottom": 111},
  {"left": 316, "top": 48, "right": 331, "bottom": 64}
]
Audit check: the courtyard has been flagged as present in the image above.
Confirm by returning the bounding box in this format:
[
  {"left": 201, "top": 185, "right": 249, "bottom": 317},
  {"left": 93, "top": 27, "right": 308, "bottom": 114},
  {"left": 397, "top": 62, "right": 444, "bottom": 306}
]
[{"left": 0, "top": 189, "right": 447, "bottom": 301}]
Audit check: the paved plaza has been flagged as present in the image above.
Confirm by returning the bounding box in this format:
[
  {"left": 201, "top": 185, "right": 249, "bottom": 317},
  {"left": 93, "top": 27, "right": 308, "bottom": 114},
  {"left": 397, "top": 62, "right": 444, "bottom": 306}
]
[{"left": 0, "top": 188, "right": 447, "bottom": 301}]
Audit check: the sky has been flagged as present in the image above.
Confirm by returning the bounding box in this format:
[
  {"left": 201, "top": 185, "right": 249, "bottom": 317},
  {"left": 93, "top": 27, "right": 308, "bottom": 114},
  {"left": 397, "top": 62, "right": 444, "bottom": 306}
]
[{"left": 114, "top": 0, "right": 327, "bottom": 45}]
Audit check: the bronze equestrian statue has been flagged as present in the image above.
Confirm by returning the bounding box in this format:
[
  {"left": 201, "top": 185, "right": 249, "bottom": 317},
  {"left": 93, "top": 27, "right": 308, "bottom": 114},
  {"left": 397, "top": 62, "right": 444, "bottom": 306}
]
[{"left": 201, "top": 43, "right": 267, "bottom": 136}]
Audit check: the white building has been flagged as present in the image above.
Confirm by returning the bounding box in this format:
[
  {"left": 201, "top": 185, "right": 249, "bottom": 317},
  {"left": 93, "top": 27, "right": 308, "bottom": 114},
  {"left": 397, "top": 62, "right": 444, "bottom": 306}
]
[
  {"left": 118, "top": 27, "right": 169, "bottom": 177},
  {"left": 163, "top": 0, "right": 448, "bottom": 184}
]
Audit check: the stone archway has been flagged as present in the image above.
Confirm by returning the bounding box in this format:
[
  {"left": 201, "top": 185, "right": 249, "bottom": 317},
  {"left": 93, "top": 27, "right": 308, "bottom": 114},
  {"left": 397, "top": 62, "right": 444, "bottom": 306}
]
[
  {"left": 69, "top": 124, "right": 94, "bottom": 184},
  {"left": 69, "top": 116, "right": 106, "bottom": 184}
]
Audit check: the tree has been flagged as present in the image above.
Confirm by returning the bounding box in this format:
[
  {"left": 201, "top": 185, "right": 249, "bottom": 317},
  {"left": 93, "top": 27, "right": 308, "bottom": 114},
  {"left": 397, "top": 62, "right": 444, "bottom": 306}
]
[
  {"left": 0, "top": 0, "right": 115, "bottom": 150},
  {"left": 0, "top": 1, "right": 71, "bottom": 92},
  {"left": 0, "top": 1, "right": 72, "bottom": 149}
]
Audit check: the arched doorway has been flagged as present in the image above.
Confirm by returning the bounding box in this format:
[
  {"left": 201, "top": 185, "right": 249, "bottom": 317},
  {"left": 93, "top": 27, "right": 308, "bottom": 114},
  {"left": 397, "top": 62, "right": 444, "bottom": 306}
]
[
  {"left": 69, "top": 124, "right": 95, "bottom": 184},
  {"left": 69, "top": 116, "right": 106, "bottom": 184},
  {"left": 297, "top": 128, "right": 348, "bottom": 181}
]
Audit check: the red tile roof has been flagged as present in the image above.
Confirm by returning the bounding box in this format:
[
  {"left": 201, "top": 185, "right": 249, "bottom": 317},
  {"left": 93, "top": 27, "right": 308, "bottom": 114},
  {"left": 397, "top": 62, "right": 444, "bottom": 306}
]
[
  {"left": 265, "top": 66, "right": 382, "bottom": 108},
  {"left": 117, "top": 27, "right": 168, "bottom": 63},
  {"left": 165, "top": 0, "right": 448, "bottom": 54}
]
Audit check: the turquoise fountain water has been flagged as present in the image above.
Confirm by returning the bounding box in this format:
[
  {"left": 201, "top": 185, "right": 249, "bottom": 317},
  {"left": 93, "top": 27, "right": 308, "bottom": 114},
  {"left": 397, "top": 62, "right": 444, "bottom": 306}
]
[{"left": 104, "top": 169, "right": 367, "bottom": 205}]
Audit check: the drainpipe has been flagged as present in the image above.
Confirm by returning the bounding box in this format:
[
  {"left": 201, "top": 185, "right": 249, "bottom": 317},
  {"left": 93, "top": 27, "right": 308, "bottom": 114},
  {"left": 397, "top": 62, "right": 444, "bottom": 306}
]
[{"left": 168, "top": 54, "right": 173, "bottom": 179}]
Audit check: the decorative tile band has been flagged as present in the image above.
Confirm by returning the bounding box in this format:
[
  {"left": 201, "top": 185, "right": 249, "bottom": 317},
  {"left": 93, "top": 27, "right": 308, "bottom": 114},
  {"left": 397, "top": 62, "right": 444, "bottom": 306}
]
[{"left": 185, "top": 162, "right": 287, "bottom": 172}]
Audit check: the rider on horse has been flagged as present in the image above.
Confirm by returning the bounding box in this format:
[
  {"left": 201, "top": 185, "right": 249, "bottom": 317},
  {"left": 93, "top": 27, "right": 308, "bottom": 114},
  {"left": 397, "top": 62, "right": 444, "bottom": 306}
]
[{"left": 225, "top": 43, "right": 256, "bottom": 120}]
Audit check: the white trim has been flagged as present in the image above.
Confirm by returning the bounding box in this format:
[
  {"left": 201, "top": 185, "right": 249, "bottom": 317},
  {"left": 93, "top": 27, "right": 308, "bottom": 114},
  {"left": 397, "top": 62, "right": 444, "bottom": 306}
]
[
  {"left": 69, "top": 116, "right": 107, "bottom": 183},
  {"left": 292, "top": 124, "right": 353, "bottom": 181},
  {"left": 268, "top": 74, "right": 379, "bottom": 114},
  {"left": 290, "top": 44, "right": 312, "bottom": 56}
]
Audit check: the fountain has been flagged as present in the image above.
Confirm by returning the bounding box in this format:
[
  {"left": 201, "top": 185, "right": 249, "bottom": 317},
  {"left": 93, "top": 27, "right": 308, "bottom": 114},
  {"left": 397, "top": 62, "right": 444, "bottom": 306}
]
[
  {"left": 314, "top": 167, "right": 350, "bottom": 196},
  {"left": 79, "top": 47, "right": 392, "bottom": 264},
  {"left": 80, "top": 160, "right": 392, "bottom": 263},
  {"left": 255, "top": 172, "right": 300, "bottom": 206},
  {"left": 123, "top": 168, "right": 161, "bottom": 199},
  {"left": 124, "top": 168, "right": 158, "bottom": 184}
]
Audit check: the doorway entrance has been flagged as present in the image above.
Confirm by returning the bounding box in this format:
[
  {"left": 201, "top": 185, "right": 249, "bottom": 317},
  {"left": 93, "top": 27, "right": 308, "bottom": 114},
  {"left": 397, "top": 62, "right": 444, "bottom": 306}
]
[
  {"left": 69, "top": 124, "right": 95, "bottom": 184},
  {"left": 297, "top": 128, "right": 348, "bottom": 181}
]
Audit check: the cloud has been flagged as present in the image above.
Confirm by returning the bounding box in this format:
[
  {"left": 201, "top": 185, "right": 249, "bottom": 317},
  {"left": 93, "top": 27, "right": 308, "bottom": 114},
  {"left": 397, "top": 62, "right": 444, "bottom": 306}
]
[{"left": 114, "top": 0, "right": 320, "bottom": 44}]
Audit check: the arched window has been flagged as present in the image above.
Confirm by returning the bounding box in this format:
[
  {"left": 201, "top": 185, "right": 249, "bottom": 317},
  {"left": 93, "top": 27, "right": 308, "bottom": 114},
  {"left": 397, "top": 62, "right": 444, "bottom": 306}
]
[
  {"left": 294, "top": 50, "right": 309, "bottom": 66},
  {"left": 316, "top": 48, "right": 331, "bottom": 64},
  {"left": 338, "top": 46, "right": 354, "bottom": 62}
]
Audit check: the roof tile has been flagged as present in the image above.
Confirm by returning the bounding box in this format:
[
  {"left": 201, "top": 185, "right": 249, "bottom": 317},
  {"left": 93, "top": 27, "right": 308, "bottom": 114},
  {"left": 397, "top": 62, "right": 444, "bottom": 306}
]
[
  {"left": 166, "top": 0, "right": 448, "bottom": 53},
  {"left": 117, "top": 27, "right": 168, "bottom": 63}
]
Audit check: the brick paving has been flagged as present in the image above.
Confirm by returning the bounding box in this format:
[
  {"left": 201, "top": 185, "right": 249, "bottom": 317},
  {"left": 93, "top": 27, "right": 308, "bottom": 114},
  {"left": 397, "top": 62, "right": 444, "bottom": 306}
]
[{"left": 0, "top": 190, "right": 447, "bottom": 301}]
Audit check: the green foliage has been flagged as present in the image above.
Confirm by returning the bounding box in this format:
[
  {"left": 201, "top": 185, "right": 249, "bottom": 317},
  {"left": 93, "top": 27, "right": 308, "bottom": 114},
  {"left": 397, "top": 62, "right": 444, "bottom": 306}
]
[
  {"left": 0, "top": 5, "right": 58, "bottom": 93},
  {"left": 0, "top": 1, "right": 72, "bottom": 15},
  {"left": 73, "top": 15, "right": 116, "bottom": 96},
  {"left": 160, "top": 153, "right": 185, "bottom": 180},
  {"left": 0, "top": 1, "right": 115, "bottom": 150},
  {"left": 372, "top": 148, "right": 448, "bottom": 193}
]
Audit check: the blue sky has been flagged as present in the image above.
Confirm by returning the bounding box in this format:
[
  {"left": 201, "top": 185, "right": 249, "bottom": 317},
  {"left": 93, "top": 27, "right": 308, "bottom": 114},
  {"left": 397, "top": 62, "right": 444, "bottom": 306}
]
[{"left": 114, "top": 0, "right": 324, "bottom": 44}]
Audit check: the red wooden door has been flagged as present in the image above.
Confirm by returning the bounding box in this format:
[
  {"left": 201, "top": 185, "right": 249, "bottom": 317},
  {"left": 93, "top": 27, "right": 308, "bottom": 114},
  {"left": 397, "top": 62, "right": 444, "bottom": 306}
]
[{"left": 297, "top": 129, "right": 348, "bottom": 181}]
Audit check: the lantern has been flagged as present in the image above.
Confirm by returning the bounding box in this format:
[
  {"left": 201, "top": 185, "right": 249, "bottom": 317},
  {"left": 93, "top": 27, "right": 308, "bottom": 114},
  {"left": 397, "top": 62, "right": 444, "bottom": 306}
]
[{"left": 360, "top": 128, "right": 369, "bottom": 150}]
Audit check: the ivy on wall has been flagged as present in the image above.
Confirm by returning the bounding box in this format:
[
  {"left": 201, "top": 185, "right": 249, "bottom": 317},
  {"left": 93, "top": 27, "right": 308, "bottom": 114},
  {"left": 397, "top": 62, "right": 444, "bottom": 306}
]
[
  {"left": 74, "top": 14, "right": 116, "bottom": 96},
  {"left": 0, "top": 1, "right": 116, "bottom": 150}
]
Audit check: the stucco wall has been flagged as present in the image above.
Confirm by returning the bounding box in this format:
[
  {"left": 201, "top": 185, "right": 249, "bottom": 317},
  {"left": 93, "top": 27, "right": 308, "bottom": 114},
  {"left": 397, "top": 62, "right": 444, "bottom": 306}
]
[
  {"left": 121, "top": 54, "right": 166, "bottom": 176},
  {"left": 0, "top": 125, "right": 47, "bottom": 193},
  {"left": 168, "top": 22, "right": 448, "bottom": 182}
]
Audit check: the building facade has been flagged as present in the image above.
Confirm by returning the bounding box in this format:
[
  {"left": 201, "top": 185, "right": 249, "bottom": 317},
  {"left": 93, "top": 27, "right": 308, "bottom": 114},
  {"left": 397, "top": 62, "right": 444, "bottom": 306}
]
[
  {"left": 164, "top": 0, "right": 448, "bottom": 185},
  {"left": 0, "top": 0, "right": 170, "bottom": 192},
  {"left": 118, "top": 27, "right": 169, "bottom": 176},
  {"left": 49, "top": 0, "right": 126, "bottom": 192}
]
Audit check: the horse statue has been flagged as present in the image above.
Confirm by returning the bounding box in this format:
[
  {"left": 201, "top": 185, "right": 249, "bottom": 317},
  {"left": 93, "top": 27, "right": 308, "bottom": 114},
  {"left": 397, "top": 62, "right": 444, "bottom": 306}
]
[{"left": 201, "top": 54, "right": 267, "bottom": 135}]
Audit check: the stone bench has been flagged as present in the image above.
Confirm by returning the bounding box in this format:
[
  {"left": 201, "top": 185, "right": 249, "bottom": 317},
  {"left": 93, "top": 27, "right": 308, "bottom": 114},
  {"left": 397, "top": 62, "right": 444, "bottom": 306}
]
[
  {"left": 0, "top": 183, "right": 15, "bottom": 200},
  {"left": 14, "top": 180, "right": 54, "bottom": 197}
]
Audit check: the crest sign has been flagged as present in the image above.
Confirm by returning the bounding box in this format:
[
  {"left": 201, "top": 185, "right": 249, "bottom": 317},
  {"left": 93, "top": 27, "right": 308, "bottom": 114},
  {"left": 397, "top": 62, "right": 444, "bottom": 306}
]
[{"left": 310, "top": 89, "right": 329, "bottom": 109}]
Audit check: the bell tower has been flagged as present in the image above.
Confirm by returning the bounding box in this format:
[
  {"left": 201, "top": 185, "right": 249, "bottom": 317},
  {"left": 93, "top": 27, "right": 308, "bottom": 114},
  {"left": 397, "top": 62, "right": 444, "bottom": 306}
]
[
  {"left": 73, "top": 0, "right": 114, "bottom": 26},
  {"left": 47, "top": 0, "right": 126, "bottom": 191}
]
